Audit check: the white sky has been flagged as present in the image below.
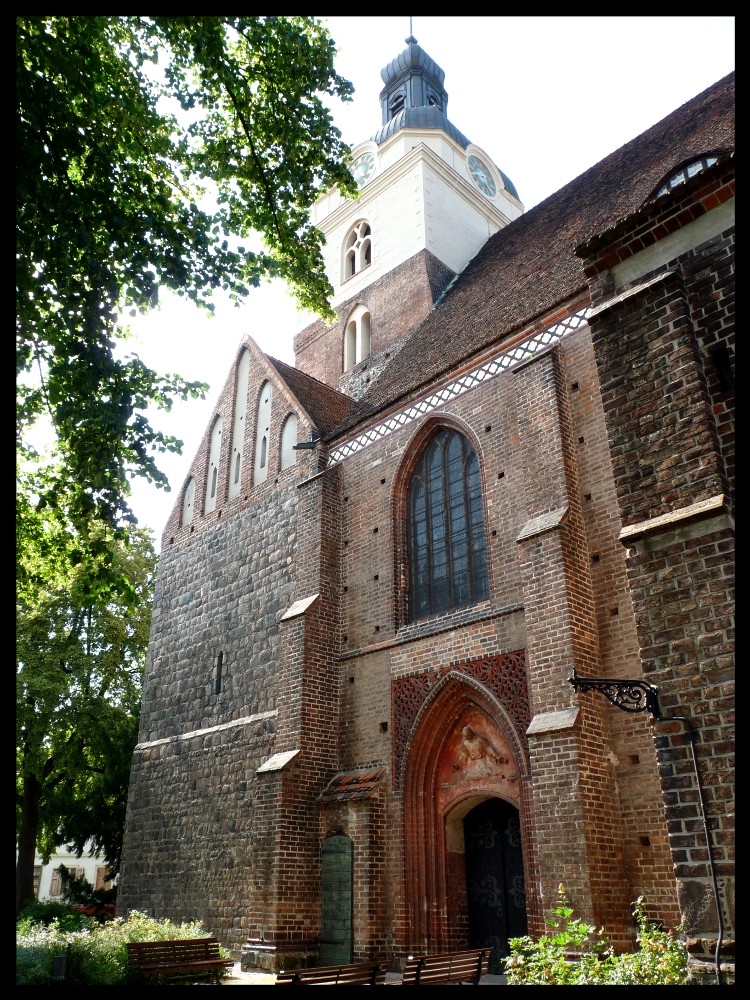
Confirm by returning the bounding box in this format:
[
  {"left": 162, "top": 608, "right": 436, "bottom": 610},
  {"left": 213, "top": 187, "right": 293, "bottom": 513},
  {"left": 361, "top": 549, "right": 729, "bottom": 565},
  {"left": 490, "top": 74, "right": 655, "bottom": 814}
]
[{"left": 125, "top": 15, "right": 735, "bottom": 544}]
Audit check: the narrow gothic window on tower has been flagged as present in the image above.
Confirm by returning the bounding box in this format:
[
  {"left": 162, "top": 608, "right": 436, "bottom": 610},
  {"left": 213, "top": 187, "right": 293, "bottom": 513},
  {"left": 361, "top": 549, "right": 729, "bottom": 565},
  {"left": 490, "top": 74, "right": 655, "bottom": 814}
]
[{"left": 390, "top": 92, "right": 405, "bottom": 118}]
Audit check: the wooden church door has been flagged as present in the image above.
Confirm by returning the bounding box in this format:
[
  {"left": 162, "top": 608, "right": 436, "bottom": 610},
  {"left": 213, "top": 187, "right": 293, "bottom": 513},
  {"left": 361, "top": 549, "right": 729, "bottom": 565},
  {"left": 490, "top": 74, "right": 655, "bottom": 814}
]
[{"left": 464, "top": 798, "right": 527, "bottom": 973}]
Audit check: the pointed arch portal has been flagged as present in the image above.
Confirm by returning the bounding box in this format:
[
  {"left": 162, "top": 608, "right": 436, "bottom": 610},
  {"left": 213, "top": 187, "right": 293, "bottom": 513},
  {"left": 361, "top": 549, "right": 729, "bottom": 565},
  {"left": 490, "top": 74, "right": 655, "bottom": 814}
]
[{"left": 402, "top": 672, "right": 528, "bottom": 972}]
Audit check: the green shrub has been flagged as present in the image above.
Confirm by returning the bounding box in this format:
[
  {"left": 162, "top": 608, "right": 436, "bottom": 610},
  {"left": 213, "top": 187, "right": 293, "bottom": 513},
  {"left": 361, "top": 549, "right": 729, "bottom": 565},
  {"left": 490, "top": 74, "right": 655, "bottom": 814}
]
[
  {"left": 505, "top": 885, "right": 688, "bottom": 986},
  {"left": 17, "top": 899, "right": 94, "bottom": 933},
  {"left": 16, "top": 909, "right": 232, "bottom": 986}
]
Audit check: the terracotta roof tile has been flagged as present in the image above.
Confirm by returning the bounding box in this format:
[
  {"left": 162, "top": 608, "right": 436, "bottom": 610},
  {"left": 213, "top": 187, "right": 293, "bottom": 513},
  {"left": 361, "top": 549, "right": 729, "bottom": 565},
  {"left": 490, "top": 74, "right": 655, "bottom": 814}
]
[
  {"left": 268, "top": 357, "right": 354, "bottom": 436},
  {"left": 319, "top": 769, "right": 385, "bottom": 803}
]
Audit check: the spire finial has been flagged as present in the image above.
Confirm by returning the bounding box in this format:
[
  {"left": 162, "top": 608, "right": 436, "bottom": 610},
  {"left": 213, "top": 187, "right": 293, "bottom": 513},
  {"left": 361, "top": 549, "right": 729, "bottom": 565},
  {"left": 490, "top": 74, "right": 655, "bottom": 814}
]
[{"left": 406, "top": 16, "right": 417, "bottom": 45}]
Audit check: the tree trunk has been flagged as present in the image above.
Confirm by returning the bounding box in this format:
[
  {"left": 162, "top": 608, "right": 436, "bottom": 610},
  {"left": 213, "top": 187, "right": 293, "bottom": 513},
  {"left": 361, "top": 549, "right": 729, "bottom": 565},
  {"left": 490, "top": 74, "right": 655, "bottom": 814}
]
[{"left": 16, "top": 772, "right": 42, "bottom": 915}]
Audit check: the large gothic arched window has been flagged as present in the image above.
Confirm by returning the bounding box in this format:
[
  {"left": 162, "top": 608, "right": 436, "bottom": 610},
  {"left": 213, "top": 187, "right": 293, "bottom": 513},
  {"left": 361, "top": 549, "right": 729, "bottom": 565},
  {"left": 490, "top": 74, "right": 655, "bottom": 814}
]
[{"left": 407, "top": 428, "right": 489, "bottom": 621}]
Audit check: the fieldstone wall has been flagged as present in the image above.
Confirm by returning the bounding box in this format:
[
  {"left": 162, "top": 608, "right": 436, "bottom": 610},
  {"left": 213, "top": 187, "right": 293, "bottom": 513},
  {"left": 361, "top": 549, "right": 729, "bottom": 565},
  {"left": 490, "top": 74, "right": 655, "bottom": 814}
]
[{"left": 119, "top": 482, "right": 300, "bottom": 957}]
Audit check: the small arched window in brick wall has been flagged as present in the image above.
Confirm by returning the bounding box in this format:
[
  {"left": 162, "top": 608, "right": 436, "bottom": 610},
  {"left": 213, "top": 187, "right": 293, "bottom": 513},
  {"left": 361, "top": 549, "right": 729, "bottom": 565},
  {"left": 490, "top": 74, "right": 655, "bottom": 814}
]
[
  {"left": 407, "top": 427, "right": 489, "bottom": 621},
  {"left": 343, "top": 305, "right": 371, "bottom": 372}
]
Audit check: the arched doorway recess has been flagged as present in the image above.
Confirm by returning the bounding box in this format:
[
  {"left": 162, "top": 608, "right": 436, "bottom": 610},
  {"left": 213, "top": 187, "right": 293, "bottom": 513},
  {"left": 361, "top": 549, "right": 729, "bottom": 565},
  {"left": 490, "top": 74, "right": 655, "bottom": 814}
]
[
  {"left": 461, "top": 797, "right": 527, "bottom": 971},
  {"left": 402, "top": 673, "right": 528, "bottom": 963}
]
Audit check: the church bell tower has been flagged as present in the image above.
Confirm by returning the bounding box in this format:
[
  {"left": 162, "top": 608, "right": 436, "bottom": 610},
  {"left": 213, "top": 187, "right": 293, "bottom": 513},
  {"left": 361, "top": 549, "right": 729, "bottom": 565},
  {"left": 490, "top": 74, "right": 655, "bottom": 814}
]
[{"left": 293, "top": 33, "right": 523, "bottom": 396}]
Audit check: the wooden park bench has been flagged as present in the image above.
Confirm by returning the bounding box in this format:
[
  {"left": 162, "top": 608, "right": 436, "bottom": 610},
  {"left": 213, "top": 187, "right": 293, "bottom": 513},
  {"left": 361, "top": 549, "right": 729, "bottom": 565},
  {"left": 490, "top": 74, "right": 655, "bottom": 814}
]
[
  {"left": 127, "top": 937, "right": 234, "bottom": 984},
  {"left": 275, "top": 960, "right": 387, "bottom": 985},
  {"left": 399, "top": 948, "right": 491, "bottom": 985}
]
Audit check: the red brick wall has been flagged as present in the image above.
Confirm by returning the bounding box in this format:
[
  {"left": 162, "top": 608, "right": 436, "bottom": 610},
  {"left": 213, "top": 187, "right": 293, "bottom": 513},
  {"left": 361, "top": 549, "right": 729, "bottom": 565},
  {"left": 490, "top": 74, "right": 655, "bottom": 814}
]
[
  {"left": 293, "top": 250, "right": 454, "bottom": 390},
  {"left": 582, "top": 167, "right": 734, "bottom": 977}
]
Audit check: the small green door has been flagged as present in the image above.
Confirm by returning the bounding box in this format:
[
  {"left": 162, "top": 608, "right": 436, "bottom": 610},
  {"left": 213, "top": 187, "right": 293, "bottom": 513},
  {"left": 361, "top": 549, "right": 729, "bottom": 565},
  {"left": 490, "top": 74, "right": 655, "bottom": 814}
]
[{"left": 319, "top": 834, "right": 353, "bottom": 965}]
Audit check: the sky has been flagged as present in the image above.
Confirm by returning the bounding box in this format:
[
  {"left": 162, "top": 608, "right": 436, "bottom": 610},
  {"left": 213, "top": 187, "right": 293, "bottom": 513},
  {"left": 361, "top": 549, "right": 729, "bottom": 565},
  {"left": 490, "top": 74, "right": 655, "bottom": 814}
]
[{"left": 124, "top": 15, "right": 735, "bottom": 545}]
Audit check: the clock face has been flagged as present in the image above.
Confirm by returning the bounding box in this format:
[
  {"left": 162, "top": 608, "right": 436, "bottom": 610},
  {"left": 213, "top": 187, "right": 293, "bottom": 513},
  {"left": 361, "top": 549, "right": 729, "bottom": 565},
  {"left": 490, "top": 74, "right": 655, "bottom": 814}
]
[
  {"left": 468, "top": 154, "right": 497, "bottom": 197},
  {"left": 352, "top": 152, "right": 376, "bottom": 188}
]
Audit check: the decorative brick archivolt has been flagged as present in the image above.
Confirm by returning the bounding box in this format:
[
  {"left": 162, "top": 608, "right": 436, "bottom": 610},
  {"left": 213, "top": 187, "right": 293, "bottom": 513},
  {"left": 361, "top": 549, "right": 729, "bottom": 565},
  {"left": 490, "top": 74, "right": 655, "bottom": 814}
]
[{"left": 392, "top": 651, "right": 529, "bottom": 790}]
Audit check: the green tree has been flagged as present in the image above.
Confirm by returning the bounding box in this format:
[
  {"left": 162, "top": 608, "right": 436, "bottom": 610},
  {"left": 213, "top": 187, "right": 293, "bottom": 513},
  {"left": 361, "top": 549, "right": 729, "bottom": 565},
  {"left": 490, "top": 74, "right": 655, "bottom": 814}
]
[
  {"left": 17, "top": 15, "right": 356, "bottom": 596},
  {"left": 16, "top": 461, "right": 157, "bottom": 915}
]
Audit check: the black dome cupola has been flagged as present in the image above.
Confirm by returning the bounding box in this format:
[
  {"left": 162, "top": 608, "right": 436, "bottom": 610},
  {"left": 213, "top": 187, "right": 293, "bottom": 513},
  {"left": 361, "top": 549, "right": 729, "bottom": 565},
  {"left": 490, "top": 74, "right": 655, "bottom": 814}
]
[
  {"left": 380, "top": 34, "right": 447, "bottom": 119},
  {"left": 372, "top": 35, "right": 471, "bottom": 149}
]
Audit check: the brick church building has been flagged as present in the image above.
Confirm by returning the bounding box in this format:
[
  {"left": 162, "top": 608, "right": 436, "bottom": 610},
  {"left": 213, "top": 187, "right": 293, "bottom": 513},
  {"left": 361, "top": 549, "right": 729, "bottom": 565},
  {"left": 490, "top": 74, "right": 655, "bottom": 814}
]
[{"left": 118, "top": 34, "right": 735, "bottom": 985}]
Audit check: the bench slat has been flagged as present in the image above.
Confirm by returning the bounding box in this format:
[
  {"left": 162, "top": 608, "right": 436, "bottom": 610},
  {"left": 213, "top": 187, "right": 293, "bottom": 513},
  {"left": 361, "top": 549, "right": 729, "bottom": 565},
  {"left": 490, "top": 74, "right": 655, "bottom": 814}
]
[
  {"left": 276, "top": 961, "right": 386, "bottom": 985},
  {"left": 127, "top": 938, "right": 233, "bottom": 982},
  {"left": 400, "top": 948, "right": 491, "bottom": 985}
]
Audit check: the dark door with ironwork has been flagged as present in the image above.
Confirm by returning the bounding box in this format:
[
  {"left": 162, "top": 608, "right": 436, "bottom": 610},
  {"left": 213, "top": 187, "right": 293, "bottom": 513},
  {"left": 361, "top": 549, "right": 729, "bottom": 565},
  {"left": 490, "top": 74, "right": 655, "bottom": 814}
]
[
  {"left": 464, "top": 798, "right": 526, "bottom": 974},
  {"left": 319, "top": 834, "right": 353, "bottom": 966}
]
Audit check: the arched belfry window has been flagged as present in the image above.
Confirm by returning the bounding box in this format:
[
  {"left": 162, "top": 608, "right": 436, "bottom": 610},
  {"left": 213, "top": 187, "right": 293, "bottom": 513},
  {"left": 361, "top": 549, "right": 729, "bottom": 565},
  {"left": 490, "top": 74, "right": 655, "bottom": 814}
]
[
  {"left": 407, "top": 428, "right": 489, "bottom": 621},
  {"left": 343, "top": 305, "right": 371, "bottom": 372},
  {"left": 343, "top": 220, "right": 371, "bottom": 280}
]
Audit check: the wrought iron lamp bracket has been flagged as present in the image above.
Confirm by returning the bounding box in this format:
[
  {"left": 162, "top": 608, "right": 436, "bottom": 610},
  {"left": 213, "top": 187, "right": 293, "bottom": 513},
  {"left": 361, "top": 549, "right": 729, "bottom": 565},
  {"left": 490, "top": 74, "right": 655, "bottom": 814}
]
[{"left": 568, "top": 670, "right": 662, "bottom": 719}]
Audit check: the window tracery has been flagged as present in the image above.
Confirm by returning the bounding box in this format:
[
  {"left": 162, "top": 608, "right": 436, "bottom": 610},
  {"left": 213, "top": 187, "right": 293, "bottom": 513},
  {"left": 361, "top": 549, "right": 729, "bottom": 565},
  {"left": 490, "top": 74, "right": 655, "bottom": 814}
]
[
  {"left": 343, "top": 220, "right": 372, "bottom": 280},
  {"left": 407, "top": 427, "right": 489, "bottom": 620}
]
